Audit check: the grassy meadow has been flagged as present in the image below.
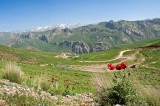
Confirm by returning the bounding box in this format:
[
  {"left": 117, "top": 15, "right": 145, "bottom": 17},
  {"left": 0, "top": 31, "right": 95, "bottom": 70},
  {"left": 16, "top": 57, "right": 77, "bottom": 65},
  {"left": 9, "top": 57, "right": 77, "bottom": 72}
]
[{"left": 0, "top": 41, "right": 160, "bottom": 105}]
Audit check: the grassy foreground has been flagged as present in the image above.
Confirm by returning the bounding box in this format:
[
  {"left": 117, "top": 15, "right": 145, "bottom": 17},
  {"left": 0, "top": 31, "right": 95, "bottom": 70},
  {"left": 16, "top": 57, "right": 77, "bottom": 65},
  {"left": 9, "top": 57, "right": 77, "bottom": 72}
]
[{"left": 0, "top": 43, "right": 160, "bottom": 105}]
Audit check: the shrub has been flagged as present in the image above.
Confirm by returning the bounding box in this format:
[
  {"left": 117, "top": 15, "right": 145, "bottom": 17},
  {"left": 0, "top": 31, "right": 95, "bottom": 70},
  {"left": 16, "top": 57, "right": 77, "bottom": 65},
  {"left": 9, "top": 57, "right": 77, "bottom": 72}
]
[
  {"left": 40, "top": 80, "right": 50, "bottom": 91},
  {"left": 95, "top": 71, "right": 139, "bottom": 105},
  {"left": 62, "top": 88, "right": 72, "bottom": 96},
  {"left": 3, "top": 62, "right": 23, "bottom": 84}
]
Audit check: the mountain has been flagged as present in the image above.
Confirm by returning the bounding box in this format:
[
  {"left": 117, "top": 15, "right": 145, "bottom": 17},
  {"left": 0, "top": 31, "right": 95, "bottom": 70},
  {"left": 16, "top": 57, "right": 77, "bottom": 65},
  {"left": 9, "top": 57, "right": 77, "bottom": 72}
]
[
  {"left": 1, "top": 18, "right": 160, "bottom": 54},
  {"left": 18, "top": 24, "right": 83, "bottom": 32}
]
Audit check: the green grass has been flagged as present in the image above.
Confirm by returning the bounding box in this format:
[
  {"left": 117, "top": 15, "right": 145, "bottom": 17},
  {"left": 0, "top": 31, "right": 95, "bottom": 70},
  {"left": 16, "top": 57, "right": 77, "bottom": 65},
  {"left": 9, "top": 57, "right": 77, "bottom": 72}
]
[
  {"left": 123, "top": 50, "right": 136, "bottom": 56},
  {"left": 72, "top": 49, "right": 123, "bottom": 61},
  {"left": 140, "top": 48, "right": 160, "bottom": 68}
]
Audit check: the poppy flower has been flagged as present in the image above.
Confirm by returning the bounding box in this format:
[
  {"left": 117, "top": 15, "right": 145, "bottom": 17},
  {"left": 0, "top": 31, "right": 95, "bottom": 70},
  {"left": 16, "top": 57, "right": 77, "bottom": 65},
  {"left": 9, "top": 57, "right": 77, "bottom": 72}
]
[
  {"left": 41, "top": 78, "right": 43, "bottom": 80},
  {"left": 75, "top": 84, "right": 76, "bottom": 85},
  {"left": 30, "top": 76, "right": 32, "bottom": 78},
  {"left": 116, "top": 65, "right": 121, "bottom": 70},
  {"left": 67, "top": 85, "right": 69, "bottom": 88},
  {"left": 108, "top": 64, "right": 114, "bottom": 70},
  {"left": 121, "top": 62, "right": 127, "bottom": 69},
  {"left": 48, "top": 80, "right": 50, "bottom": 82},
  {"left": 52, "top": 78, "right": 54, "bottom": 80}
]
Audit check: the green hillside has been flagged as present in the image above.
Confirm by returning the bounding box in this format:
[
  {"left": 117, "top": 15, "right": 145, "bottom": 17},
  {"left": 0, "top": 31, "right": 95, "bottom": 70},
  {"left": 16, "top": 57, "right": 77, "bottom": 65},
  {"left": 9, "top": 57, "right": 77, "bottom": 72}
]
[{"left": 1, "top": 18, "right": 160, "bottom": 54}]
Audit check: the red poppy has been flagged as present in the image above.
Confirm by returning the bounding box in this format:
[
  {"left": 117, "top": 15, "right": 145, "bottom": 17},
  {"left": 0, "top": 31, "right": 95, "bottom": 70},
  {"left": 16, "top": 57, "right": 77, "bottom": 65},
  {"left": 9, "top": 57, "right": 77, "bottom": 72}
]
[
  {"left": 116, "top": 65, "right": 121, "bottom": 70},
  {"left": 41, "top": 78, "right": 43, "bottom": 80},
  {"left": 75, "top": 84, "right": 76, "bottom": 85},
  {"left": 87, "top": 82, "right": 89, "bottom": 84},
  {"left": 108, "top": 64, "right": 114, "bottom": 70},
  {"left": 121, "top": 62, "right": 127, "bottom": 69},
  {"left": 30, "top": 76, "right": 32, "bottom": 78},
  {"left": 67, "top": 85, "right": 69, "bottom": 88},
  {"left": 52, "top": 78, "right": 54, "bottom": 80},
  {"left": 48, "top": 80, "right": 50, "bottom": 82}
]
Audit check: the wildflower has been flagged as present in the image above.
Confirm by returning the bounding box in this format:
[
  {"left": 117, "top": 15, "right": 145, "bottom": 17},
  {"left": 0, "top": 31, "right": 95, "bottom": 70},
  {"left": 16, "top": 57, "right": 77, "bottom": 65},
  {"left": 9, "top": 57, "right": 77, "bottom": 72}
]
[
  {"left": 116, "top": 65, "right": 121, "bottom": 70},
  {"left": 67, "top": 85, "right": 69, "bottom": 88},
  {"left": 52, "top": 78, "right": 54, "bottom": 80},
  {"left": 41, "top": 78, "right": 43, "bottom": 80},
  {"left": 108, "top": 64, "right": 114, "bottom": 70},
  {"left": 30, "top": 76, "right": 32, "bottom": 78},
  {"left": 75, "top": 84, "right": 76, "bottom": 85},
  {"left": 121, "top": 62, "right": 126, "bottom": 69},
  {"left": 48, "top": 80, "right": 50, "bottom": 82}
]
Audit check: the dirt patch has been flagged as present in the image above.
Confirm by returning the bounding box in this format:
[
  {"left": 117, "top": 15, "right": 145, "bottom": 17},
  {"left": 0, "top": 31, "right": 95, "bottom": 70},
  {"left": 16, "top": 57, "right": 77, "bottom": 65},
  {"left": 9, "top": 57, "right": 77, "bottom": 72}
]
[{"left": 55, "top": 53, "right": 71, "bottom": 59}]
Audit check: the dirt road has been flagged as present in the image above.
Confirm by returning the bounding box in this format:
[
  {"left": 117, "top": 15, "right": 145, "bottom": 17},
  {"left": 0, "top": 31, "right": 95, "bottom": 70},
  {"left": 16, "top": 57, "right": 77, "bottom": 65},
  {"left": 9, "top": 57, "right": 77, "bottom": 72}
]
[
  {"left": 78, "top": 50, "right": 131, "bottom": 63},
  {"left": 75, "top": 49, "right": 136, "bottom": 72}
]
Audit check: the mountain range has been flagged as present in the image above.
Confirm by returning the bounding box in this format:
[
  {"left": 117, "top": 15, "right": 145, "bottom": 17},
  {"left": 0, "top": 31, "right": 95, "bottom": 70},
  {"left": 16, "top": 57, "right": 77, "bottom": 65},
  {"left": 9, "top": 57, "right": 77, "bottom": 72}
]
[
  {"left": 1, "top": 18, "right": 160, "bottom": 54},
  {"left": 18, "top": 23, "right": 84, "bottom": 32}
]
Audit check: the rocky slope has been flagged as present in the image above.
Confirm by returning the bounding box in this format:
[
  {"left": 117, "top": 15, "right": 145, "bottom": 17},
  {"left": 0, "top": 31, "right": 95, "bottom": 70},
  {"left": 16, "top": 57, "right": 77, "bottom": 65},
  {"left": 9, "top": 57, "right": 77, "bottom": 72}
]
[
  {"left": 0, "top": 79, "right": 96, "bottom": 105},
  {"left": 2, "top": 18, "right": 160, "bottom": 54}
]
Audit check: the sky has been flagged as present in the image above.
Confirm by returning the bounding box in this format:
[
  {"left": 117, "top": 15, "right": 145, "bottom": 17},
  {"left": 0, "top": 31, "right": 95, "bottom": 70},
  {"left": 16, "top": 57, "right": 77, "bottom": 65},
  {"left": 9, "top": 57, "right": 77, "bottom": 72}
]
[{"left": 0, "top": 0, "right": 160, "bottom": 32}]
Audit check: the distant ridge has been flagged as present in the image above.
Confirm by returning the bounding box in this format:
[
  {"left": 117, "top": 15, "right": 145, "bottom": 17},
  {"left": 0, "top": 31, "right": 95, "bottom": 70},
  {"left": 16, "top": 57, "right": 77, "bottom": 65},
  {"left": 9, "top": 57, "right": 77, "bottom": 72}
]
[{"left": 17, "top": 24, "right": 84, "bottom": 32}]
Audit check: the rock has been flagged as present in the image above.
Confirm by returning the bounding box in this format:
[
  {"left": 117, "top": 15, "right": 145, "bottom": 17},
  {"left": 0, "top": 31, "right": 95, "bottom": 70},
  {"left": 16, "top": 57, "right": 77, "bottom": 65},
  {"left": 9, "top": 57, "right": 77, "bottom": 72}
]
[
  {"left": 64, "top": 28, "right": 72, "bottom": 36},
  {"left": 90, "top": 42, "right": 112, "bottom": 52},
  {"left": 40, "top": 35, "right": 49, "bottom": 43},
  {"left": 59, "top": 41, "right": 90, "bottom": 54},
  {"left": 72, "top": 42, "right": 90, "bottom": 54},
  {"left": 0, "top": 100, "right": 5, "bottom": 105},
  {"left": 90, "top": 28, "right": 99, "bottom": 32},
  {"left": 51, "top": 28, "right": 61, "bottom": 37},
  {"left": 7, "top": 39, "right": 23, "bottom": 47},
  {"left": 130, "top": 65, "right": 136, "bottom": 68},
  {"left": 65, "top": 95, "right": 71, "bottom": 98},
  {"left": 51, "top": 42, "right": 58, "bottom": 45},
  {"left": 19, "top": 33, "right": 32, "bottom": 39},
  {"left": 59, "top": 40, "right": 72, "bottom": 47},
  {"left": 88, "top": 93, "right": 93, "bottom": 98},
  {"left": 79, "top": 26, "right": 91, "bottom": 33},
  {"left": 105, "top": 20, "right": 120, "bottom": 30},
  {"left": 80, "top": 102, "right": 89, "bottom": 106}
]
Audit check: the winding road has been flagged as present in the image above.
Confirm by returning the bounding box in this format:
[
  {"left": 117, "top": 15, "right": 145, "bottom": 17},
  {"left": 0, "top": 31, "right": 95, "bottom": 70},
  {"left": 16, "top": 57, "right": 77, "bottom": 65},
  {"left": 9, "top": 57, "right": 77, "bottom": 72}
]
[
  {"left": 79, "top": 50, "right": 132, "bottom": 63},
  {"left": 75, "top": 49, "right": 136, "bottom": 72}
]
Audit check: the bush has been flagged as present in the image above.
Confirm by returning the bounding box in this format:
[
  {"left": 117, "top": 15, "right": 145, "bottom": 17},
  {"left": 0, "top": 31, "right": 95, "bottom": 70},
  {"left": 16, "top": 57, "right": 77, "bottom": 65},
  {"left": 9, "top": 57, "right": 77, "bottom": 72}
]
[
  {"left": 3, "top": 62, "right": 23, "bottom": 84},
  {"left": 96, "top": 71, "right": 138, "bottom": 105},
  {"left": 40, "top": 80, "right": 50, "bottom": 91}
]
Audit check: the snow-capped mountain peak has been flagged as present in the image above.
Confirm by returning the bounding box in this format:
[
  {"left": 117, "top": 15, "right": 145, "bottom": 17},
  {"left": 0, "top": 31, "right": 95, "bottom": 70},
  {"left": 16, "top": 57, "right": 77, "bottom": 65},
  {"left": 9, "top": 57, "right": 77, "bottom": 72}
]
[{"left": 24, "top": 24, "right": 83, "bottom": 32}]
